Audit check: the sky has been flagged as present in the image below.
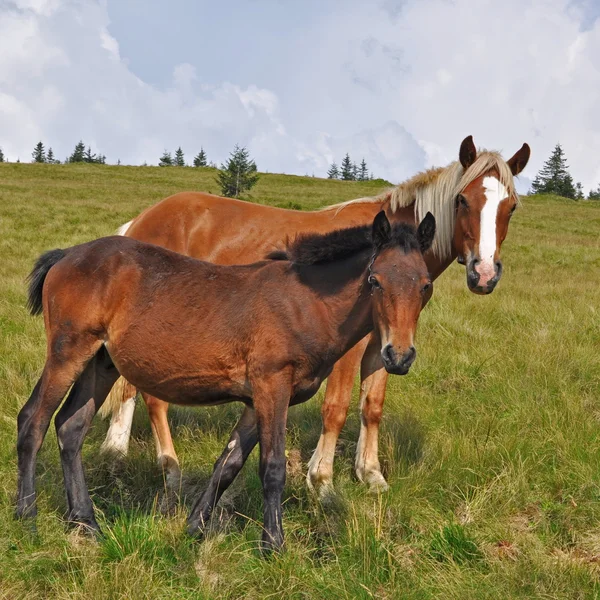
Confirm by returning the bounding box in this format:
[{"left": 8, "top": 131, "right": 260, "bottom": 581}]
[{"left": 1, "top": 0, "right": 600, "bottom": 193}]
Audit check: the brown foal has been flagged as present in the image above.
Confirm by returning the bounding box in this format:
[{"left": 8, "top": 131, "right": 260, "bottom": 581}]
[
  {"left": 99, "top": 135, "right": 530, "bottom": 496},
  {"left": 17, "top": 212, "right": 435, "bottom": 552}
]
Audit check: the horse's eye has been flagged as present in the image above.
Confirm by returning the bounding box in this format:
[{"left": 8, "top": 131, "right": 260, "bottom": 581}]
[
  {"left": 368, "top": 275, "right": 381, "bottom": 289},
  {"left": 456, "top": 194, "right": 468, "bottom": 209},
  {"left": 421, "top": 282, "right": 432, "bottom": 294}
]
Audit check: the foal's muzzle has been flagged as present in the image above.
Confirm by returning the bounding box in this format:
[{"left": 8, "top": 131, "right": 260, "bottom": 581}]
[
  {"left": 381, "top": 345, "right": 416, "bottom": 375},
  {"left": 466, "top": 257, "right": 503, "bottom": 295}
]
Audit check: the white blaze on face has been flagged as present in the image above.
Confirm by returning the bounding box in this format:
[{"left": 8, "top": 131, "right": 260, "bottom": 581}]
[{"left": 478, "top": 176, "right": 508, "bottom": 282}]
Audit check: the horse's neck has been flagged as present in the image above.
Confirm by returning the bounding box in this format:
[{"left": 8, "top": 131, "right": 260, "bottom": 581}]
[{"left": 387, "top": 201, "right": 458, "bottom": 281}]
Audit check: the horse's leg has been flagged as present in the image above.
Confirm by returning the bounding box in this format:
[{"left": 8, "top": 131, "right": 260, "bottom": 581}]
[
  {"left": 307, "top": 338, "right": 367, "bottom": 496},
  {"left": 99, "top": 378, "right": 137, "bottom": 456},
  {"left": 254, "top": 383, "right": 290, "bottom": 554},
  {"left": 54, "top": 347, "right": 119, "bottom": 532},
  {"left": 16, "top": 340, "right": 102, "bottom": 519},
  {"left": 142, "top": 393, "right": 180, "bottom": 488},
  {"left": 355, "top": 337, "right": 389, "bottom": 492},
  {"left": 187, "top": 405, "right": 257, "bottom": 537}
]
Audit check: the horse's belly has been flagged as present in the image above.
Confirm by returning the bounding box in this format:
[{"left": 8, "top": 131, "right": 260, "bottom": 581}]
[{"left": 105, "top": 339, "right": 249, "bottom": 405}]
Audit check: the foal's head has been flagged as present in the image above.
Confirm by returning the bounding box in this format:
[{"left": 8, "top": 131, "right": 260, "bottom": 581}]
[
  {"left": 368, "top": 211, "right": 436, "bottom": 375},
  {"left": 453, "top": 135, "right": 530, "bottom": 295}
]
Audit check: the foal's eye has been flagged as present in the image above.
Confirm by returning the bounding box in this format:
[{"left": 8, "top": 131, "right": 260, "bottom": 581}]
[
  {"left": 368, "top": 275, "right": 381, "bottom": 289},
  {"left": 421, "top": 282, "right": 432, "bottom": 294},
  {"left": 456, "top": 194, "right": 468, "bottom": 209}
]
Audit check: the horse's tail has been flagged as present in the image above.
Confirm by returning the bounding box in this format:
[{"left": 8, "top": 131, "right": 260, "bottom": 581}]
[
  {"left": 98, "top": 376, "right": 135, "bottom": 420},
  {"left": 27, "top": 248, "right": 68, "bottom": 316}
]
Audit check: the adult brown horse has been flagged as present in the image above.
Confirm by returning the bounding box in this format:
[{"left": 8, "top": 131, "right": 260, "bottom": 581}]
[
  {"left": 100, "top": 135, "right": 530, "bottom": 495},
  {"left": 17, "top": 212, "right": 435, "bottom": 552}
]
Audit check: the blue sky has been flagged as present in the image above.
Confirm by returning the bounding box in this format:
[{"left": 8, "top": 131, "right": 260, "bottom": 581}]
[{"left": 1, "top": 0, "right": 600, "bottom": 192}]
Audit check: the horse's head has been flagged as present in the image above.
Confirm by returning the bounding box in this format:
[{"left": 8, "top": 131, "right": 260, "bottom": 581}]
[
  {"left": 453, "top": 136, "right": 530, "bottom": 295},
  {"left": 368, "top": 211, "right": 436, "bottom": 375}
]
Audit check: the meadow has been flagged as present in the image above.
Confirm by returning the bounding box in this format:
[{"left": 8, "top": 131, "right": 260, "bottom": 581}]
[{"left": 0, "top": 162, "right": 599, "bottom": 599}]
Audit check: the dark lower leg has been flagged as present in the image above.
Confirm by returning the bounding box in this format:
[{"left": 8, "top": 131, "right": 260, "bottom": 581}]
[
  {"left": 16, "top": 364, "right": 81, "bottom": 518},
  {"left": 187, "top": 406, "right": 257, "bottom": 536},
  {"left": 258, "top": 409, "right": 288, "bottom": 553},
  {"left": 55, "top": 350, "right": 118, "bottom": 532}
]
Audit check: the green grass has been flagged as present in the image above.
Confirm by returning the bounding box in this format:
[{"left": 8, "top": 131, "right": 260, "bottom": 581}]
[{"left": 1, "top": 162, "right": 600, "bottom": 599}]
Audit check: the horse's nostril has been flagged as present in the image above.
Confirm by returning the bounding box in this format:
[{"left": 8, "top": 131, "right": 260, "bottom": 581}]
[{"left": 382, "top": 344, "right": 395, "bottom": 365}]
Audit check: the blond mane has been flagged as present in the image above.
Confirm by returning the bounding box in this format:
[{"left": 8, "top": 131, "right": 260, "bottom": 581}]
[{"left": 323, "top": 150, "right": 519, "bottom": 260}]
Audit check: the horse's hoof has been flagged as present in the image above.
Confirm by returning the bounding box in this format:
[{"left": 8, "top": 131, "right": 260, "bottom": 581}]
[{"left": 367, "top": 476, "right": 389, "bottom": 494}]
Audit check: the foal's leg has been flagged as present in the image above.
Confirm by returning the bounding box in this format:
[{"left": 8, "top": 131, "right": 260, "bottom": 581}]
[
  {"left": 54, "top": 348, "right": 119, "bottom": 532},
  {"left": 142, "top": 393, "right": 181, "bottom": 488},
  {"left": 187, "top": 406, "right": 258, "bottom": 537},
  {"left": 255, "top": 385, "right": 290, "bottom": 554},
  {"left": 16, "top": 342, "right": 101, "bottom": 519},
  {"left": 307, "top": 338, "right": 367, "bottom": 496},
  {"left": 355, "top": 338, "right": 389, "bottom": 492}
]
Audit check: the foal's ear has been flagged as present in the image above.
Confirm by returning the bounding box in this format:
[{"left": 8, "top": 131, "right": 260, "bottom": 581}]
[
  {"left": 372, "top": 211, "right": 391, "bottom": 248},
  {"left": 507, "top": 143, "right": 531, "bottom": 176},
  {"left": 417, "top": 212, "right": 436, "bottom": 253},
  {"left": 459, "top": 135, "right": 477, "bottom": 169}
]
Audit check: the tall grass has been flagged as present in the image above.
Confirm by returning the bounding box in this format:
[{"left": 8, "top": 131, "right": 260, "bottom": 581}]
[{"left": 1, "top": 162, "right": 599, "bottom": 598}]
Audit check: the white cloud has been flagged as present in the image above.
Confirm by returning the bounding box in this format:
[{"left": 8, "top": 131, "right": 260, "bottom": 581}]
[{"left": 0, "top": 0, "right": 599, "bottom": 191}]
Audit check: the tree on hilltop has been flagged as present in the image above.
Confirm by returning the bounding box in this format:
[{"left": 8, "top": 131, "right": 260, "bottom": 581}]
[
  {"left": 193, "top": 148, "right": 207, "bottom": 167},
  {"left": 327, "top": 162, "right": 339, "bottom": 179},
  {"left": 175, "top": 147, "right": 185, "bottom": 167},
  {"left": 159, "top": 150, "right": 173, "bottom": 167},
  {"left": 217, "top": 144, "right": 259, "bottom": 198},
  {"left": 530, "top": 143, "right": 576, "bottom": 199},
  {"left": 32, "top": 141, "right": 46, "bottom": 163},
  {"left": 358, "top": 158, "right": 368, "bottom": 181},
  {"left": 340, "top": 153, "right": 354, "bottom": 181},
  {"left": 589, "top": 184, "right": 600, "bottom": 200},
  {"left": 69, "top": 141, "right": 86, "bottom": 163}
]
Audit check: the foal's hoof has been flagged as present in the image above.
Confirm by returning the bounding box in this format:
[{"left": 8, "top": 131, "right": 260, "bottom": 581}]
[
  {"left": 68, "top": 516, "right": 102, "bottom": 539},
  {"left": 260, "top": 536, "right": 284, "bottom": 558},
  {"left": 186, "top": 522, "right": 208, "bottom": 541}
]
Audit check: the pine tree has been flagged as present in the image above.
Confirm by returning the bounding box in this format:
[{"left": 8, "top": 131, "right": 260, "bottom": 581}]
[
  {"left": 193, "top": 148, "right": 207, "bottom": 167},
  {"left": 588, "top": 184, "right": 600, "bottom": 200},
  {"left": 327, "top": 162, "right": 339, "bottom": 179},
  {"left": 340, "top": 153, "right": 354, "bottom": 181},
  {"left": 352, "top": 162, "right": 358, "bottom": 181},
  {"left": 47, "top": 147, "right": 55, "bottom": 164},
  {"left": 159, "top": 151, "right": 173, "bottom": 167},
  {"left": 217, "top": 144, "right": 259, "bottom": 198},
  {"left": 84, "top": 146, "right": 96, "bottom": 163},
  {"left": 0, "top": 148, "right": 5, "bottom": 162},
  {"left": 530, "top": 143, "right": 576, "bottom": 199},
  {"left": 575, "top": 182, "right": 584, "bottom": 200},
  {"left": 175, "top": 147, "right": 185, "bottom": 167},
  {"left": 69, "top": 141, "right": 86, "bottom": 163},
  {"left": 358, "top": 158, "right": 368, "bottom": 181},
  {"left": 32, "top": 141, "right": 46, "bottom": 163}
]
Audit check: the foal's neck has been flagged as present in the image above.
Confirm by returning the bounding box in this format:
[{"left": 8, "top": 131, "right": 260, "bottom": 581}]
[{"left": 298, "top": 249, "right": 374, "bottom": 355}]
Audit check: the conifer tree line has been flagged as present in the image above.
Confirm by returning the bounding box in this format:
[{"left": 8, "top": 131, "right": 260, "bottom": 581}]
[
  {"left": 327, "top": 153, "right": 373, "bottom": 181},
  {"left": 531, "top": 143, "right": 599, "bottom": 200}
]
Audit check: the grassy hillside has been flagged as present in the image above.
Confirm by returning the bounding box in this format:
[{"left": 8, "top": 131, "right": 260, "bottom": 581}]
[{"left": 1, "top": 163, "right": 599, "bottom": 599}]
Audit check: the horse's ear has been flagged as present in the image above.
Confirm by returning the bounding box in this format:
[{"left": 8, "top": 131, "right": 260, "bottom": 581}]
[
  {"left": 459, "top": 135, "right": 477, "bottom": 169},
  {"left": 507, "top": 143, "right": 531, "bottom": 176},
  {"left": 372, "top": 211, "right": 391, "bottom": 248},
  {"left": 417, "top": 212, "right": 436, "bottom": 253}
]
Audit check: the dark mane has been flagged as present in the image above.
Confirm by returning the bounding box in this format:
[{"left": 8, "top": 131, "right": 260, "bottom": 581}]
[{"left": 266, "top": 222, "right": 421, "bottom": 265}]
